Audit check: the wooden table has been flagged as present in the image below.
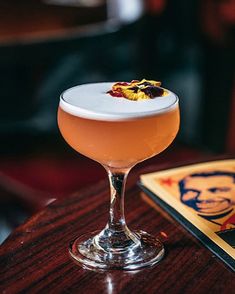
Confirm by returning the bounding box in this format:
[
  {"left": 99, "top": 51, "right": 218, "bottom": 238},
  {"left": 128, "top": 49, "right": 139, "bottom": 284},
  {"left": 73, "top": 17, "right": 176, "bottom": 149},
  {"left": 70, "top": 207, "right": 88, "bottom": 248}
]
[{"left": 1, "top": 160, "right": 234, "bottom": 293}]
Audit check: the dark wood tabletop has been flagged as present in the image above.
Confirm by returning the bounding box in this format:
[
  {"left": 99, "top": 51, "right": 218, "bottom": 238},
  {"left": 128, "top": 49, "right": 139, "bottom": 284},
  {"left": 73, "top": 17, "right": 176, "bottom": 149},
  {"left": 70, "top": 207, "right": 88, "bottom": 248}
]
[{"left": 1, "top": 158, "right": 235, "bottom": 294}]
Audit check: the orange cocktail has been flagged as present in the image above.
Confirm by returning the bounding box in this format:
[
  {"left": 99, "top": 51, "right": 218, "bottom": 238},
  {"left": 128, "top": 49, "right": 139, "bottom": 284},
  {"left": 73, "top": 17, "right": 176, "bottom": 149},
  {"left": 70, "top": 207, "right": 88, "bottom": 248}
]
[{"left": 58, "top": 80, "right": 180, "bottom": 270}]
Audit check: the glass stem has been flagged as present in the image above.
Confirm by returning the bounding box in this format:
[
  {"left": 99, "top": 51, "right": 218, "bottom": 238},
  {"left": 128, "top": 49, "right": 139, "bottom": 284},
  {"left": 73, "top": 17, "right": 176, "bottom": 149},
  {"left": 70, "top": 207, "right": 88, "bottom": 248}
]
[
  {"left": 94, "top": 166, "right": 139, "bottom": 252},
  {"left": 107, "top": 168, "right": 129, "bottom": 231}
]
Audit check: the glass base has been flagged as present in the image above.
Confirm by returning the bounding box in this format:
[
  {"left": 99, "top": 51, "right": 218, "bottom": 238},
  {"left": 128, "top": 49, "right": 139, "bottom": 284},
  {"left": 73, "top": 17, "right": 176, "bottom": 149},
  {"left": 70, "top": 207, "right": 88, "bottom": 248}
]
[{"left": 69, "top": 230, "right": 164, "bottom": 270}]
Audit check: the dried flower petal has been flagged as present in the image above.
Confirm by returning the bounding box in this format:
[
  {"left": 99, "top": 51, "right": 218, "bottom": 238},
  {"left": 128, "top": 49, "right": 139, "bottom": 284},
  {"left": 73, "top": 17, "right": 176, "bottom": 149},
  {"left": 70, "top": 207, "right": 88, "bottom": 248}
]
[{"left": 107, "top": 79, "right": 166, "bottom": 100}]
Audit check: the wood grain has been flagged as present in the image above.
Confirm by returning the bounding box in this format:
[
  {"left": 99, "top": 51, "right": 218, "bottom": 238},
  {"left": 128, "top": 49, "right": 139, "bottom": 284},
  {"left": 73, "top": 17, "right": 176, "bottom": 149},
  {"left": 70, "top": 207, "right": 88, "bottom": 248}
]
[{"left": 0, "top": 161, "right": 234, "bottom": 294}]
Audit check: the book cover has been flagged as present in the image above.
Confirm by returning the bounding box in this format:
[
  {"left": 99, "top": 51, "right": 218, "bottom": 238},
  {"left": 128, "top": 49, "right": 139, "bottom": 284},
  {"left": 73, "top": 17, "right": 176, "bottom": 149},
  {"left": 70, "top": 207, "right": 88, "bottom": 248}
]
[{"left": 140, "top": 159, "right": 235, "bottom": 271}]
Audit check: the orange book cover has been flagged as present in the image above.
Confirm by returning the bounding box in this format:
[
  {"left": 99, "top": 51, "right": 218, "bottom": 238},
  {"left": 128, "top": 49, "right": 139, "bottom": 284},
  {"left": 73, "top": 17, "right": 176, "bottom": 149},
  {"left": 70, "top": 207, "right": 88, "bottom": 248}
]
[{"left": 140, "top": 159, "right": 235, "bottom": 271}]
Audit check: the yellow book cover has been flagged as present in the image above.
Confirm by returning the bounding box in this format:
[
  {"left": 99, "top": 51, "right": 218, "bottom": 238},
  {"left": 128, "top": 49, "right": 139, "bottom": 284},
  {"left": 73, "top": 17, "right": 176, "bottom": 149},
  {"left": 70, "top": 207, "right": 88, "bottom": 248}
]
[{"left": 140, "top": 159, "right": 235, "bottom": 271}]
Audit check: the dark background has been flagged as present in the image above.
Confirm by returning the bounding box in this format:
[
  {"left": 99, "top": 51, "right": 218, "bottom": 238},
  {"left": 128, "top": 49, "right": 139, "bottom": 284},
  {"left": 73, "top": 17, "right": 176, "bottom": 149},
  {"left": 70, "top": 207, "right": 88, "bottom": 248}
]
[{"left": 0, "top": 0, "right": 234, "bottom": 242}]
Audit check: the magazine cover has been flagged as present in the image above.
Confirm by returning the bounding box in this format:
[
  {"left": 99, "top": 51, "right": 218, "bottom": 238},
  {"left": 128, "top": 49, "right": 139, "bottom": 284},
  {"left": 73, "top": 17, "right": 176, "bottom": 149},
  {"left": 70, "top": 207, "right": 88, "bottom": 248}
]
[{"left": 140, "top": 160, "right": 235, "bottom": 271}]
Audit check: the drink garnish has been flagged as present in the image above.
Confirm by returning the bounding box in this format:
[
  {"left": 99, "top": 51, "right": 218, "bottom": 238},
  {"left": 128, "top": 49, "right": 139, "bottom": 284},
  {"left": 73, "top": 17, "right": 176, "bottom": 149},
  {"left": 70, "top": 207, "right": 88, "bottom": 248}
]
[{"left": 107, "top": 79, "right": 167, "bottom": 100}]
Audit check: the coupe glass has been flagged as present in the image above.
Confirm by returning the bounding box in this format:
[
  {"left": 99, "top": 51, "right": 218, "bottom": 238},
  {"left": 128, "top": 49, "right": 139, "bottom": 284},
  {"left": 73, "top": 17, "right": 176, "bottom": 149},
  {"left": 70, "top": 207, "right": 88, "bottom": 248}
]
[{"left": 57, "top": 83, "right": 180, "bottom": 270}]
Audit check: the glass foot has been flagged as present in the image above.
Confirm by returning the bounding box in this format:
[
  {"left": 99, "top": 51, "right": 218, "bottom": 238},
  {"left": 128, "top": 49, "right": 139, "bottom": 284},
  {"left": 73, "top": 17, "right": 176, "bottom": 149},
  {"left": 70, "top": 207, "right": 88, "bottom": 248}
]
[{"left": 69, "top": 230, "right": 164, "bottom": 270}]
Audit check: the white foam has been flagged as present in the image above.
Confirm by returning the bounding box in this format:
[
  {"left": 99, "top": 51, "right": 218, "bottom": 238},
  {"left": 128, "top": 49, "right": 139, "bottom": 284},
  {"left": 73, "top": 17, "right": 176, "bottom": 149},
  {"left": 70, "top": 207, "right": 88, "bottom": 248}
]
[{"left": 59, "top": 82, "right": 178, "bottom": 121}]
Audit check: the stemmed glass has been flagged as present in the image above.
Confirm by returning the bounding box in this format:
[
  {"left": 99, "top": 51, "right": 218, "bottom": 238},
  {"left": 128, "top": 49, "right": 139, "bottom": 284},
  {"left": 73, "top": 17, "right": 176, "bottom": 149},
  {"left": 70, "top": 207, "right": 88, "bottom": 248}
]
[{"left": 57, "top": 82, "right": 180, "bottom": 270}]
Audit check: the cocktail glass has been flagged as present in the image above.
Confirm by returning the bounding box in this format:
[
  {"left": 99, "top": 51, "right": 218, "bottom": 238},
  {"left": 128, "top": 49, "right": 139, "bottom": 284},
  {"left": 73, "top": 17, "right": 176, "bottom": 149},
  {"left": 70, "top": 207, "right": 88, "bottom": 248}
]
[{"left": 58, "top": 82, "right": 180, "bottom": 270}]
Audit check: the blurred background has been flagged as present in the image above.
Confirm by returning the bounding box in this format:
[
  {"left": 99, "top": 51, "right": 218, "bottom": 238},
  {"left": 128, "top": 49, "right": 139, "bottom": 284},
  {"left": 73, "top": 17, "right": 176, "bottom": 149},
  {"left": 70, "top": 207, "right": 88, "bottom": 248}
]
[{"left": 0, "top": 0, "right": 234, "bottom": 243}]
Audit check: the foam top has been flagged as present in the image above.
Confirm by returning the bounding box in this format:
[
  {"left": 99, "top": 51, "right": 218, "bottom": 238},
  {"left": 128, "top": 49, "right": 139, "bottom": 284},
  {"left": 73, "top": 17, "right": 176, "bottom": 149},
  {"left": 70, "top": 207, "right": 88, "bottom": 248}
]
[{"left": 59, "top": 82, "right": 178, "bottom": 121}]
